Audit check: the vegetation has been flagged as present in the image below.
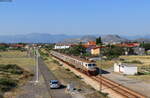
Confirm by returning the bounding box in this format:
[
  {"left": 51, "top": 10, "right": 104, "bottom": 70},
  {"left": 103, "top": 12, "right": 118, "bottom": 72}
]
[
  {"left": 42, "top": 44, "right": 55, "bottom": 51},
  {"left": 0, "top": 50, "right": 34, "bottom": 97},
  {"left": 0, "top": 45, "right": 9, "bottom": 51},
  {"left": 0, "top": 78, "right": 17, "bottom": 92},
  {"left": 57, "top": 43, "right": 87, "bottom": 56},
  {"left": 96, "top": 36, "right": 102, "bottom": 46},
  {"left": 0, "top": 64, "right": 23, "bottom": 74},
  {"left": 102, "top": 45, "right": 125, "bottom": 60},
  {"left": 140, "top": 43, "right": 150, "bottom": 51},
  {"left": 122, "top": 60, "right": 142, "bottom": 64},
  {"left": 0, "top": 50, "right": 27, "bottom": 58}
]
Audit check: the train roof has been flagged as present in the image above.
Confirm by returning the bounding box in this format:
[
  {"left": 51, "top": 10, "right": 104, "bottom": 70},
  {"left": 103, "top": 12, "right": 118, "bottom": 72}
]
[{"left": 52, "top": 51, "right": 95, "bottom": 63}]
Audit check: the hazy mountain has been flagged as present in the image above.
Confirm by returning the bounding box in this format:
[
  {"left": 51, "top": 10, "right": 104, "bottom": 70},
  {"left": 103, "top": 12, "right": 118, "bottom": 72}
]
[
  {"left": 101, "top": 35, "right": 129, "bottom": 43},
  {"left": 134, "top": 38, "right": 150, "bottom": 43},
  {"left": 0, "top": 33, "right": 150, "bottom": 43},
  {"left": 0, "top": 33, "right": 81, "bottom": 43},
  {"left": 63, "top": 35, "right": 128, "bottom": 44},
  {"left": 62, "top": 35, "right": 96, "bottom": 44}
]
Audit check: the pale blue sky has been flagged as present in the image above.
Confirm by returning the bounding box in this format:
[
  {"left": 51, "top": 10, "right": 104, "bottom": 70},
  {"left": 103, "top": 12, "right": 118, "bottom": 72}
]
[{"left": 0, "top": 0, "right": 150, "bottom": 35}]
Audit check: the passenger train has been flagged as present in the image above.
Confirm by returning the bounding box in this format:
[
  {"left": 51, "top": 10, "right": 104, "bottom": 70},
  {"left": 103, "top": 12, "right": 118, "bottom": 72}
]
[{"left": 50, "top": 51, "right": 99, "bottom": 76}]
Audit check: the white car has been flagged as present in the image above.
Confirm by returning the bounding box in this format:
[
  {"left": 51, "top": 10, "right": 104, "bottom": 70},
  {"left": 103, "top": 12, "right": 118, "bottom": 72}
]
[{"left": 50, "top": 80, "right": 60, "bottom": 89}]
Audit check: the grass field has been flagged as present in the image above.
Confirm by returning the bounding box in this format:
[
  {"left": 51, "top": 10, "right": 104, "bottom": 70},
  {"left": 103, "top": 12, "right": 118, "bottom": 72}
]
[
  {"left": 0, "top": 58, "right": 35, "bottom": 72},
  {"left": 120, "top": 55, "right": 150, "bottom": 66},
  {"left": 96, "top": 60, "right": 117, "bottom": 69},
  {"left": 0, "top": 50, "right": 28, "bottom": 58},
  {"left": 0, "top": 50, "right": 35, "bottom": 97}
]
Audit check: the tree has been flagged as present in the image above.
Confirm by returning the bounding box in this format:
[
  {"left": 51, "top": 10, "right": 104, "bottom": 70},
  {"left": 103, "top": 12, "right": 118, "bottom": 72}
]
[
  {"left": 140, "top": 43, "right": 150, "bottom": 51},
  {"left": 102, "top": 46, "right": 124, "bottom": 60},
  {"left": 96, "top": 36, "right": 102, "bottom": 46},
  {"left": 68, "top": 43, "right": 86, "bottom": 56}
]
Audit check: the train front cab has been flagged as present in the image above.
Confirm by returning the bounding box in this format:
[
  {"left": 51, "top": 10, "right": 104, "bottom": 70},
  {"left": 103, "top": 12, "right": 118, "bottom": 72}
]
[{"left": 85, "top": 63, "right": 99, "bottom": 76}]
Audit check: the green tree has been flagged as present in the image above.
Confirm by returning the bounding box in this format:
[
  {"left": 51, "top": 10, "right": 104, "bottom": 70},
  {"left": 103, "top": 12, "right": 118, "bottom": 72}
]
[
  {"left": 102, "top": 46, "right": 124, "bottom": 60},
  {"left": 96, "top": 36, "right": 102, "bottom": 46},
  {"left": 140, "top": 43, "right": 150, "bottom": 51},
  {"left": 68, "top": 43, "right": 86, "bottom": 56}
]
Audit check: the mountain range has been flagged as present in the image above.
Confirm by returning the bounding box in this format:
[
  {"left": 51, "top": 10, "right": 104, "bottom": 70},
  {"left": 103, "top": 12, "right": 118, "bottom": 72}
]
[{"left": 0, "top": 33, "right": 150, "bottom": 43}]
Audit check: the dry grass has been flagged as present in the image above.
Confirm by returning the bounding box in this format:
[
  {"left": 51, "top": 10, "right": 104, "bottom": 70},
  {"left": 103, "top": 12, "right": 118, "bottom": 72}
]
[
  {"left": 0, "top": 51, "right": 27, "bottom": 58},
  {"left": 120, "top": 56, "right": 150, "bottom": 81},
  {"left": 96, "top": 60, "right": 116, "bottom": 69},
  {"left": 0, "top": 50, "right": 34, "bottom": 98},
  {"left": 85, "top": 91, "right": 108, "bottom": 98},
  {"left": 120, "top": 55, "right": 150, "bottom": 66},
  {"left": 0, "top": 58, "right": 35, "bottom": 72},
  {"left": 0, "top": 50, "right": 35, "bottom": 72}
]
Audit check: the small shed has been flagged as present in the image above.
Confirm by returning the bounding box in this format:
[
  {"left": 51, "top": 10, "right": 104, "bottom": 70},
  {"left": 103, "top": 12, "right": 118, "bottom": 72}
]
[{"left": 114, "top": 63, "right": 137, "bottom": 75}]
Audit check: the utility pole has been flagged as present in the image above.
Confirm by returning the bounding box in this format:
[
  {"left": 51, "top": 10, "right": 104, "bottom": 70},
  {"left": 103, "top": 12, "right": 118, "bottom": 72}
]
[
  {"left": 36, "top": 48, "right": 39, "bottom": 83},
  {"left": 99, "top": 53, "right": 102, "bottom": 92}
]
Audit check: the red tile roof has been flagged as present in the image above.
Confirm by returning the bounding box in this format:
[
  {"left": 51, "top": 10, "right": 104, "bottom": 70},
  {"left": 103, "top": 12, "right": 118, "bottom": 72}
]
[{"left": 116, "top": 43, "right": 140, "bottom": 47}]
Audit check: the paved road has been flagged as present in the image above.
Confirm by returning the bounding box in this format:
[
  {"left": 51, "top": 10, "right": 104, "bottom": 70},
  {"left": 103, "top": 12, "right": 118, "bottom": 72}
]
[{"left": 38, "top": 57, "right": 71, "bottom": 98}]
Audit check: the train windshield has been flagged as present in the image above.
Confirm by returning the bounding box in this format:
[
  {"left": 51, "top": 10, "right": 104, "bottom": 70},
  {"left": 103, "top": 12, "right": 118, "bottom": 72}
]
[{"left": 88, "top": 64, "right": 96, "bottom": 67}]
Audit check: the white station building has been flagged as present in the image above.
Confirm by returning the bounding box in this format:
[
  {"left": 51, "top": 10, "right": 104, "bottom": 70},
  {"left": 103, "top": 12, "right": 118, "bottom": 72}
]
[
  {"left": 114, "top": 63, "right": 137, "bottom": 75},
  {"left": 54, "top": 44, "right": 70, "bottom": 49}
]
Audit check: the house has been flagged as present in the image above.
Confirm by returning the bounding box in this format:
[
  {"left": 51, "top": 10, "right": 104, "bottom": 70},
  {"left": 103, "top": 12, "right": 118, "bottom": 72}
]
[
  {"left": 147, "top": 50, "right": 150, "bottom": 55},
  {"left": 9, "top": 44, "right": 25, "bottom": 48},
  {"left": 54, "top": 43, "right": 70, "bottom": 49},
  {"left": 116, "top": 43, "right": 140, "bottom": 47},
  {"left": 133, "top": 47, "right": 145, "bottom": 55},
  {"left": 90, "top": 46, "right": 104, "bottom": 55},
  {"left": 91, "top": 47, "right": 100, "bottom": 55},
  {"left": 83, "top": 41, "right": 96, "bottom": 48},
  {"left": 114, "top": 63, "right": 137, "bottom": 75}
]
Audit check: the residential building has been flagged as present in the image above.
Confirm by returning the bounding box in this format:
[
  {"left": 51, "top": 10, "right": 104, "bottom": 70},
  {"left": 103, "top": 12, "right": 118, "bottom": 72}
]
[
  {"left": 133, "top": 47, "right": 145, "bottom": 55},
  {"left": 91, "top": 47, "right": 101, "bottom": 55}
]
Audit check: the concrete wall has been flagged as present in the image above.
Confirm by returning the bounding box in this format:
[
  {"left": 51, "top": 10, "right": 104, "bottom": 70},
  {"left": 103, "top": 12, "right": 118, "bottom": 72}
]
[{"left": 124, "top": 67, "right": 137, "bottom": 75}]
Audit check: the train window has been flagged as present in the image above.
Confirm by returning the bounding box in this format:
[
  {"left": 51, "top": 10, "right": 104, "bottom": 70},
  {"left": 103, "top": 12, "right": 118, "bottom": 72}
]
[
  {"left": 88, "top": 64, "right": 92, "bottom": 66},
  {"left": 93, "top": 64, "right": 96, "bottom": 66}
]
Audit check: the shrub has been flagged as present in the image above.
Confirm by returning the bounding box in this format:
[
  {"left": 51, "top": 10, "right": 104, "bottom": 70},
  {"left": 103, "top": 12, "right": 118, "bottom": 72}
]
[
  {"left": 65, "top": 68, "right": 70, "bottom": 71},
  {"left": 123, "top": 60, "right": 142, "bottom": 64},
  {"left": 0, "top": 64, "right": 23, "bottom": 74},
  {"left": 0, "top": 78, "right": 17, "bottom": 92},
  {"left": 131, "top": 60, "right": 142, "bottom": 64}
]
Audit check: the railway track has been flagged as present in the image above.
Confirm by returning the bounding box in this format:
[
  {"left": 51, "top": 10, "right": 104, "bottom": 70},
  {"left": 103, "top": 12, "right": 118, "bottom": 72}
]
[
  {"left": 51, "top": 54, "right": 146, "bottom": 98},
  {"left": 91, "top": 76, "right": 145, "bottom": 98}
]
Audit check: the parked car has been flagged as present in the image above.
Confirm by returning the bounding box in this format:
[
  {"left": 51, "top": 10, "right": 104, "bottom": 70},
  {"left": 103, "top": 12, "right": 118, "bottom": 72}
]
[{"left": 50, "top": 80, "right": 60, "bottom": 89}]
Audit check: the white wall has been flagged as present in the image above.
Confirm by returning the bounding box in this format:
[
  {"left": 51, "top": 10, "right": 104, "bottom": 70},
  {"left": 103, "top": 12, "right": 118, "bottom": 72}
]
[
  {"left": 114, "top": 63, "right": 137, "bottom": 75},
  {"left": 124, "top": 67, "right": 137, "bottom": 75},
  {"left": 114, "top": 63, "right": 120, "bottom": 72},
  {"left": 54, "top": 45, "right": 70, "bottom": 49}
]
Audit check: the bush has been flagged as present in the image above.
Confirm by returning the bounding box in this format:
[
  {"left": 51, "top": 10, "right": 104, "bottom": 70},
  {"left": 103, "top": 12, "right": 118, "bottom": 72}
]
[
  {"left": 98, "top": 91, "right": 109, "bottom": 97},
  {"left": 131, "top": 60, "right": 142, "bottom": 64},
  {"left": 0, "top": 78, "right": 17, "bottom": 92},
  {"left": 65, "top": 68, "right": 70, "bottom": 71},
  {"left": 123, "top": 60, "right": 142, "bottom": 64},
  {"left": 0, "top": 64, "right": 23, "bottom": 74}
]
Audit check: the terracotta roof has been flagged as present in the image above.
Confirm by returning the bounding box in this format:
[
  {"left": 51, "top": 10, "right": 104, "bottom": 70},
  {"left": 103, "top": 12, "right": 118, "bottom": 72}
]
[{"left": 116, "top": 43, "right": 140, "bottom": 47}]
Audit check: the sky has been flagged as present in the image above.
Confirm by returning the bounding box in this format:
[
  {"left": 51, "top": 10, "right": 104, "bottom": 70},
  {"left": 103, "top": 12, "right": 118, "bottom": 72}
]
[{"left": 0, "top": 0, "right": 150, "bottom": 36}]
